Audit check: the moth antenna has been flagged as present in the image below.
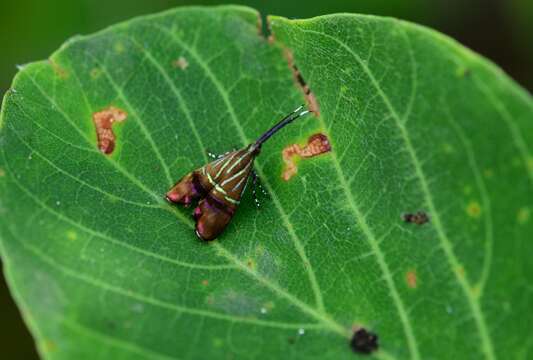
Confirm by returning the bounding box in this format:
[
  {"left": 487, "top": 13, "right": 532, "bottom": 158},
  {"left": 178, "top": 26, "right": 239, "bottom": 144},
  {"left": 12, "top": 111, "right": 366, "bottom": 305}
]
[{"left": 253, "top": 105, "right": 311, "bottom": 150}]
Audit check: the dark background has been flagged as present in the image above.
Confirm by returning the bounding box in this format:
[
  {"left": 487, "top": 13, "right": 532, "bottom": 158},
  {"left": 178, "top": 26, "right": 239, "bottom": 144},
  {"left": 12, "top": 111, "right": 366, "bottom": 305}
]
[{"left": 0, "top": 0, "right": 531, "bottom": 358}]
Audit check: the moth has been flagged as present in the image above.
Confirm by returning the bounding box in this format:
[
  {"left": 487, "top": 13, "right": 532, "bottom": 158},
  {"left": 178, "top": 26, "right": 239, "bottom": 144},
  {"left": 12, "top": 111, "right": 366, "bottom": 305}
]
[{"left": 166, "top": 105, "right": 311, "bottom": 241}]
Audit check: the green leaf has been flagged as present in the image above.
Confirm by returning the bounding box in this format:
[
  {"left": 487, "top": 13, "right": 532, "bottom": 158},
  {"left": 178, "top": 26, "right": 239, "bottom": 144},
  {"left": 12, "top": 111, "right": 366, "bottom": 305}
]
[{"left": 1, "top": 5, "right": 532, "bottom": 359}]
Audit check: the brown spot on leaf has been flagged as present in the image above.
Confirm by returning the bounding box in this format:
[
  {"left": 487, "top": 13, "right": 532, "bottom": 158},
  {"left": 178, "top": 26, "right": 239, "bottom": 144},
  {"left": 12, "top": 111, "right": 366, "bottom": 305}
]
[
  {"left": 201, "top": 279, "right": 209, "bottom": 286},
  {"left": 282, "top": 133, "right": 331, "bottom": 181},
  {"left": 246, "top": 258, "right": 256, "bottom": 270},
  {"left": 92, "top": 107, "right": 127, "bottom": 154},
  {"left": 284, "top": 49, "right": 320, "bottom": 116},
  {"left": 406, "top": 270, "right": 417, "bottom": 288},
  {"left": 90, "top": 68, "right": 102, "bottom": 79},
  {"left": 402, "top": 211, "right": 429, "bottom": 225},
  {"left": 172, "top": 56, "right": 189, "bottom": 70},
  {"left": 350, "top": 328, "right": 378, "bottom": 354},
  {"left": 49, "top": 59, "right": 68, "bottom": 79},
  {"left": 466, "top": 201, "right": 482, "bottom": 218}
]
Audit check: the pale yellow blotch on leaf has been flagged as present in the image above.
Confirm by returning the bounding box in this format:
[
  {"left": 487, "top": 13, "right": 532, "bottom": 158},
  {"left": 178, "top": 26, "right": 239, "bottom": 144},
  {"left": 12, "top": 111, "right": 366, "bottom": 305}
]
[
  {"left": 528, "top": 157, "right": 533, "bottom": 173},
  {"left": 66, "top": 231, "right": 77, "bottom": 241},
  {"left": 41, "top": 339, "right": 56, "bottom": 353},
  {"left": 517, "top": 207, "right": 530, "bottom": 224},
  {"left": 114, "top": 42, "right": 125, "bottom": 53},
  {"left": 455, "top": 265, "right": 465, "bottom": 278},
  {"left": 471, "top": 283, "right": 481, "bottom": 298},
  {"left": 0, "top": 168, "right": 5, "bottom": 177},
  {"left": 466, "top": 201, "right": 482, "bottom": 218}
]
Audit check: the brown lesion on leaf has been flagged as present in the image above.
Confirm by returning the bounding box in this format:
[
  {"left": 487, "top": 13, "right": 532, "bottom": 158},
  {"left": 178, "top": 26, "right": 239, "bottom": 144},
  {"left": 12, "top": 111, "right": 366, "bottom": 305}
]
[
  {"left": 282, "top": 133, "right": 331, "bottom": 181},
  {"left": 48, "top": 59, "right": 68, "bottom": 79},
  {"left": 246, "top": 258, "right": 256, "bottom": 270},
  {"left": 284, "top": 49, "right": 320, "bottom": 116},
  {"left": 350, "top": 327, "right": 379, "bottom": 354},
  {"left": 93, "top": 106, "right": 127, "bottom": 154},
  {"left": 406, "top": 269, "right": 417, "bottom": 288},
  {"left": 402, "top": 211, "right": 429, "bottom": 225},
  {"left": 172, "top": 56, "right": 189, "bottom": 70},
  {"left": 466, "top": 201, "right": 482, "bottom": 218},
  {"left": 90, "top": 68, "right": 102, "bottom": 79}
]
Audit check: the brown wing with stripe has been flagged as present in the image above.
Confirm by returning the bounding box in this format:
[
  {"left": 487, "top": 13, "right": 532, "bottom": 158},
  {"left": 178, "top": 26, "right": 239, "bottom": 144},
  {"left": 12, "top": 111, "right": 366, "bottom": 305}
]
[{"left": 166, "top": 145, "right": 257, "bottom": 241}]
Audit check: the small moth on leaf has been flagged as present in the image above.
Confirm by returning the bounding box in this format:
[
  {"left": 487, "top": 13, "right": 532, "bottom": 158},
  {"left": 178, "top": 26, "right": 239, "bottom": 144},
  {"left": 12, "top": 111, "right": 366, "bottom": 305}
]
[{"left": 166, "top": 105, "right": 311, "bottom": 241}]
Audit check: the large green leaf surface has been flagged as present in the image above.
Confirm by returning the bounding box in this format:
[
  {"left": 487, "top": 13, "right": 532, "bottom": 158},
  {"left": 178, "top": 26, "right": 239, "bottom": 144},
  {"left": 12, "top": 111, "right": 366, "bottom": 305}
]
[{"left": 1, "top": 5, "right": 532, "bottom": 360}]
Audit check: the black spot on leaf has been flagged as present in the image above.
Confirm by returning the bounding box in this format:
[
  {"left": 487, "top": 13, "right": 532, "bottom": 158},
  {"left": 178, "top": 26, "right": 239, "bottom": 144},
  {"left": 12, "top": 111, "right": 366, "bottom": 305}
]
[
  {"left": 402, "top": 211, "right": 429, "bottom": 225},
  {"left": 350, "top": 328, "right": 378, "bottom": 355},
  {"left": 283, "top": 49, "right": 320, "bottom": 116}
]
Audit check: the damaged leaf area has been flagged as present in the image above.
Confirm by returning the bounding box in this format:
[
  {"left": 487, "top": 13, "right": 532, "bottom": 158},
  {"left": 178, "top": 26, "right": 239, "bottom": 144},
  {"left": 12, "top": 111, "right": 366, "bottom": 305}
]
[
  {"left": 92, "top": 106, "right": 127, "bottom": 154},
  {"left": 282, "top": 133, "right": 331, "bottom": 181},
  {"left": 0, "top": 5, "right": 532, "bottom": 360}
]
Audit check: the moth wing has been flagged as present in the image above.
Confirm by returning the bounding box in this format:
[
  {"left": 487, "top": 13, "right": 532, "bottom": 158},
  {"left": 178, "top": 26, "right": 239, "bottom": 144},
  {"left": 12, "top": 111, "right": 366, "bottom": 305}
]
[
  {"left": 166, "top": 168, "right": 212, "bottom": 206},
  {"left": 166, "top": 150, "right": 240, "bottom": 206},
  {"left": 193, "top": 196, "right": 234, "bottom": 241}
]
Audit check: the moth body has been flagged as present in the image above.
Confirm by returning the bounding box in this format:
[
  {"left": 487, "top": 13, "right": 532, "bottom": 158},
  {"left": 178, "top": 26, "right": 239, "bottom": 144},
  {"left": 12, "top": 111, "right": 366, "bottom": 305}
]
[{"left": 166, "top": 106, "right": 310, "bottom": 241}]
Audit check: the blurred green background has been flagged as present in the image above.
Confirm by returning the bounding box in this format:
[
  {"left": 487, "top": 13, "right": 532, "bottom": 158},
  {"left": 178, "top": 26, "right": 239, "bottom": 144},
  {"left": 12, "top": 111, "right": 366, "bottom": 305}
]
[{"left": 0, "top": 0, "right": 531, "bottom": 358}]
